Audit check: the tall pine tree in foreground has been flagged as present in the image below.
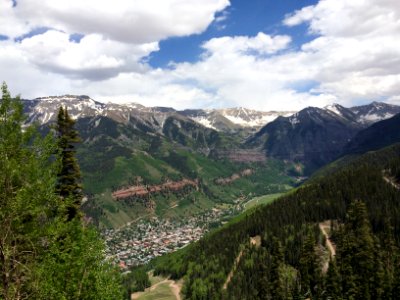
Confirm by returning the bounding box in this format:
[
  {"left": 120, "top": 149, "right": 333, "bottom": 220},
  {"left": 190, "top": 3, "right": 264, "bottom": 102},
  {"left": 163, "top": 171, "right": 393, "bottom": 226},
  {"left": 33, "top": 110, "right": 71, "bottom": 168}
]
[
  {"left": 56, "top": 106, "right": 83, "bottom": 220},
  {"left": 0, "top": 83, "right": 123, "bottom": 299}
]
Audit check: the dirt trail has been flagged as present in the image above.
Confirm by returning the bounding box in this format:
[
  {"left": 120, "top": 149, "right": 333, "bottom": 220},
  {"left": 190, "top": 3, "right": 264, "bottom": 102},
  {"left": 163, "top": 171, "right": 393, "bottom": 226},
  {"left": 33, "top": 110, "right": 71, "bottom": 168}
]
[
  {"left": 383, "top": 175, "right": 400, "bottom": 190},
  {"left": 169, "top": 280, "right": 182, "bottom": 300},
  {"left": 319, "top": 222, "right": 336, "bottom": 258},
  {"left": 223, "top": 249, "right": 244, "bottom": 290},
  {"left": 223, "top": 235, "right": 261, "bottom": 289},
  {"left": 131, "top": 278, "right": 182, "bottom": 300}
]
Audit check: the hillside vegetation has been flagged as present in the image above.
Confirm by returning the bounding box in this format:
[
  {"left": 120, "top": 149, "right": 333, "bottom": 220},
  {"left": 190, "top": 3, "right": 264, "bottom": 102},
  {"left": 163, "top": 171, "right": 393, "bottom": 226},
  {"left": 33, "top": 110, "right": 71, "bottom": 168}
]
[
  {"left": 0, "top": 83, "right": 123, "bottom": 299},
  {"left": 80, "top": 136, "right": 295, "bottom": 228},
  {"left": 151, "top": 144, "right": 400, "bottom": 299}
]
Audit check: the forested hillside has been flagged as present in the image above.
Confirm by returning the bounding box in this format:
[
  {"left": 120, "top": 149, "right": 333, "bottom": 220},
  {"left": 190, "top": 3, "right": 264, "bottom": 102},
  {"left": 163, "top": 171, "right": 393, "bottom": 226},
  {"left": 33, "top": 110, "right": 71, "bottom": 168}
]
[
  {"left": 27, "top": 105, "right": 298, "bottom": 229},
  {"left": 343, "top": 112, "right": 400, "bottom": 155},
  {"left": 0, "top": 84, "right": 123, "bottom": 299},
  {"left": 152, "top": 144, "right": 400, "bottom": 299}
]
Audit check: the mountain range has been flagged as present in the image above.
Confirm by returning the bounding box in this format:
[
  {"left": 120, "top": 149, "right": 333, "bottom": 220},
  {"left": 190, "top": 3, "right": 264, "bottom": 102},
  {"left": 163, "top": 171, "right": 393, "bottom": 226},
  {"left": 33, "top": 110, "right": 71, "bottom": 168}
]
[
  {"left": 22, "top": 95, "right": 400, "bottom": 176},
  {"left": 23, "top": 95, "right": 400, "bottom": 135},
  {"left": 23, "top": 95, "right": 294, "bottom": 132},
  {"left": 21, "top": 95, "right": 400, "bottom": 228},
  {"left": 246, "top": 102, "right": 400, "bottom": 172}
]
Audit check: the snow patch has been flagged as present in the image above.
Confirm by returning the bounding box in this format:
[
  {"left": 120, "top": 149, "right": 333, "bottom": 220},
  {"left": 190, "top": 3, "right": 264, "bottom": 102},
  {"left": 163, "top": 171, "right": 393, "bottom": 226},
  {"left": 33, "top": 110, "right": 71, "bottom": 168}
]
[
  {"left": 359, "top": 112, "right": 394, "bottom": 124},
  {"left": 289, "top": 115, "right": 300, "bottom": 126},
  {"left": 192, "top": 117, "right": 218, "bottom": 131},
  {"left": 324, "top": 104, "right": 342, "bottom": 116}
]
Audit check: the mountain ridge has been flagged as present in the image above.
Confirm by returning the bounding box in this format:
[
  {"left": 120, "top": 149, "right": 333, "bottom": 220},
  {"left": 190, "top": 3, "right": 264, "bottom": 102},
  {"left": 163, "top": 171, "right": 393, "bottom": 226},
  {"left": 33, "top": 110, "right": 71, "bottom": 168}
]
[
  {"left": 245, "top": 102, "right": 400, "bottom": 173},
  {"left": 23, "top": 95, "right": 400, "bottom": 175},
  {"left": 23, "top": 95, "right": 400, "bottom": 131}
]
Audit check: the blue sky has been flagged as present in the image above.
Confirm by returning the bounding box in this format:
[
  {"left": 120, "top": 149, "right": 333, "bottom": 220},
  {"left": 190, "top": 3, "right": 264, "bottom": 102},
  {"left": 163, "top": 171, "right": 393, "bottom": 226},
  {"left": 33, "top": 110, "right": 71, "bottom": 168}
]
[
  {"left": 0, "top": 0, "right": 399, "bottom": 110},
  {"left": 150, "top": 0, "right": 317, "bottom": 68}
]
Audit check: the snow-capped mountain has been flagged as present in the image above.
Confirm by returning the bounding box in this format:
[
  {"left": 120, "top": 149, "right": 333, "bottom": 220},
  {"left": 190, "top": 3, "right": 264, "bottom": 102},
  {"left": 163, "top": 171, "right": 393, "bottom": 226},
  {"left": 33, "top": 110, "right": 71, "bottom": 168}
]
[
  {"left": 180, "top": 107, "right": 295, "bottom": 131},
  {"left": 350, "top": 101, "right": 400, "bottom": 124},
  {"left": 246, "top": 101, "right": 400, "bottom": 173},
  {"left": 22, "top": 95, "right": 177, "bottom": 131},
  {"left": 24, "top": 95, "right": 106, "bottom": 124},
  {"left": 22, "top": 95, "right": 400, "bottom": 134},
  {"left": 323, "top": 102, "right": 400, "bottom": 125},
  {"left": 217, "top": 107, "right": 295, "bottom": 128},
  {"left": 22, "top": 95, "right": 296, "bottom": 132}
]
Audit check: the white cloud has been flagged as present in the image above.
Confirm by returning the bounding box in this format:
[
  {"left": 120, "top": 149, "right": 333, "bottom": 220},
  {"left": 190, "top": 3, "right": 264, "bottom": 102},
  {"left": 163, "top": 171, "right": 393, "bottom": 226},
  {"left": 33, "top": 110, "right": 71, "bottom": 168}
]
[
  {"left": 0, "top": 0, "right": 229, "bottom": 80},
  {"left": 284, "top": 0, "right": 400, "bottom": 38},
  {"left": 18, "top": 30, "right": 158, "bottom": 79},
  {"left": 1, "top": 0, "right": 400, "bottom": 111},
  {"left": 0, "top": 0, "right": 29, "bottom": 38},
  {"left": 11, "top": 0, "right": 230, "bottom": 43},
  {"left": 283, "top": 5, "right": 315, "bottom": 27},
  {"left": 167, "top": 0, "right": 400, "bottom": 110},
  {"left": 203, "top": 33, "right": 291, "bottom": 56}
]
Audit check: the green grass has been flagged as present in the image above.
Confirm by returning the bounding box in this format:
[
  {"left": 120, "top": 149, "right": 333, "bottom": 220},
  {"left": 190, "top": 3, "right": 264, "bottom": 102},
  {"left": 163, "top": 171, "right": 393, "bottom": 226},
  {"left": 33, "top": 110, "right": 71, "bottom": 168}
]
[
  {"left": 135, "top": 282, "right": 176, "bottom": 300},
  {"left": 82, "top": 144, "right": 298, "bottom": 229},
  {"left": 243, "top": 193, "right": 285, "bottom": 210},
  {"left": 148, "top": 274, "right": 165, "bottom": 286},
  {"left": 82, "top": 152, "right": 180, "bottom": 195}
]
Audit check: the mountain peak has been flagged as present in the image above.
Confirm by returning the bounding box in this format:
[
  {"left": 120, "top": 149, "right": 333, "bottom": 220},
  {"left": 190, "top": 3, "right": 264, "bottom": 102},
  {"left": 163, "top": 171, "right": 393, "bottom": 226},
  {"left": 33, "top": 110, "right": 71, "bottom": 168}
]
[
  {"left": 324, "top": 103, "right": 347, "bottom": 116},
  {"left": 350, "top": 101, "right": 400, "bottom": 124}
]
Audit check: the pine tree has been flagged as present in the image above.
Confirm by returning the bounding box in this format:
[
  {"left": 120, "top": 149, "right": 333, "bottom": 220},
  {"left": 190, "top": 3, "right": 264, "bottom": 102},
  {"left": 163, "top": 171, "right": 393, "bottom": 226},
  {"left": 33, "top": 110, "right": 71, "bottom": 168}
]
[
  {"left": 336, "top": 200, "right": 376, "bottom": 300},
  {"left": 0, "top": 83, "right": 123, "bottom": 299},
  {"left": 56, "top": 106, "right": 83, "bottom": 220},
  {"left": 299, "top": 232, "right": 320, "bottom": 298},
  {"left": 270, "top": 238, "right": 285, "bottom": 300},
  {"left": 325, "top": 259, "right": 341, "bottom": 300}
]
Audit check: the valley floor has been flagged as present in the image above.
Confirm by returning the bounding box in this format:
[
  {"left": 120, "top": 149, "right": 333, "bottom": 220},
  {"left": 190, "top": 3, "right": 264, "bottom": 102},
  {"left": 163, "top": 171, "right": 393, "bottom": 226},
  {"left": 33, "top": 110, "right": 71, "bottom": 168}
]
[{"left": 105, "top": 192, "right": 288, "bottom": 269}]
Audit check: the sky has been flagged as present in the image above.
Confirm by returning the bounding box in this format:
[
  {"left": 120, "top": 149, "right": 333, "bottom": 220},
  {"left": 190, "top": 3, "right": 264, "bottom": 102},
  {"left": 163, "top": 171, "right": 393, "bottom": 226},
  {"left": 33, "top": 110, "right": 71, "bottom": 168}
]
[{"left": 0, "top": 0, "right": 400, "bottom": 111}]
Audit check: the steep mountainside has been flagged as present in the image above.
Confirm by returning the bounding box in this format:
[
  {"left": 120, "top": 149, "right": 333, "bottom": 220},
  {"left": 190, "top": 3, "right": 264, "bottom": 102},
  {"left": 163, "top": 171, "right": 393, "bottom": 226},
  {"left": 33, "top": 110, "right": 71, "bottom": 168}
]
[
  {"left": 181, "top": 107, "right": 295, "bottom": 132},
  {"left": 23, "top": 96, "right": 400, "bottom": 228},
  {"left": 246, "top": 106, "right": 362, "bottom": 173},
  {"left": 246, "top": 102, "right": 400, "bottom": 173},
  {"left": 22, "top": 96, "right": 294, "bottom": 133},
  {"left": 25, "top": 96, "right": 296, "bottom": 228},
  {"left": 343, "top": 112, "right": 400, "bottom": 154},
  {"left": 350, "top": 101, "right": 400, "bottom": 124},
  {"left": 153, "top": 143, "right": 400, "bottom": 299}
]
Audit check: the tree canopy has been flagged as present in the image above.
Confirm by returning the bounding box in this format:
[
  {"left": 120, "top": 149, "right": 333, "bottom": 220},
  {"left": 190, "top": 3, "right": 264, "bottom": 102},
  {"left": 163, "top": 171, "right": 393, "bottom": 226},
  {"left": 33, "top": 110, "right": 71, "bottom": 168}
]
[{"left": 0, "top": 82, "right": 123, "bottom": 299}]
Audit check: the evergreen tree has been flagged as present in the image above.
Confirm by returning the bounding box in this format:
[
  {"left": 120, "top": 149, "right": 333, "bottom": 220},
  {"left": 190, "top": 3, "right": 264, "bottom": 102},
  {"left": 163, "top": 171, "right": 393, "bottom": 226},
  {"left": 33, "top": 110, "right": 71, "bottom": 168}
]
[
  {"left": 56, "top": 106, "right": 83, "bottom": 220},
  {"left": 299, "top": 232, "right": 320, "bottom": 298},
  {"left": 336, "top": 200, "right": 376, "bottom": 300},
  {"left": 270, "top": 238, "right": 285, "bottom": 300},
  {"left": 0, "top": 83, "right": 123, "bottom": 299},
  {"left": 325, "top": 259, "right": 341, "bottom": 300}
]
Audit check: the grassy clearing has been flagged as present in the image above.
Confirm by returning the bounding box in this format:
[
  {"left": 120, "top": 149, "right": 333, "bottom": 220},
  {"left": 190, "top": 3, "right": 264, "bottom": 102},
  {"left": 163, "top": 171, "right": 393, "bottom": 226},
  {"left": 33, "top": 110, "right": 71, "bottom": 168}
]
[
  {"left": 134, "top": 282, "right": 176, "bottom": 300},
  {"left": 148, "top": 273, "right": 165, "bottom": 285},
  {"left": 244, "top": 193, "right": 284, "bottom": 210},
  {"left": 133, "top": 274, "right": 181, "bottom": 300}
]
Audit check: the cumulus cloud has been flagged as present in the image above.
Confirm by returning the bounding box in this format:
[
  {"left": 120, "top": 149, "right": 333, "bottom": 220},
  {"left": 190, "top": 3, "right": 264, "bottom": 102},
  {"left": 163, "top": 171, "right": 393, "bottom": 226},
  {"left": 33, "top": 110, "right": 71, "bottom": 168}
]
[
  {"left": 11, "top": 0, "right": 230, "bottom": 43},
  {"left": 0, "top": 0, "right": 229, "bottom": 80},
  {"left": 18, "top": 30, "right": 158, "bottom": 80},
  {"left": 167, "top": 0, "right": 400, "bottom": 110},
  {"left": 0, "top": 0, "right": 29, "bottom": 38},
  {"left": 203, "top": 33, "right": 291, "bottom": 56},
  {"left": 1, "top": 0, "right": 400, "bottom": 111}
]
